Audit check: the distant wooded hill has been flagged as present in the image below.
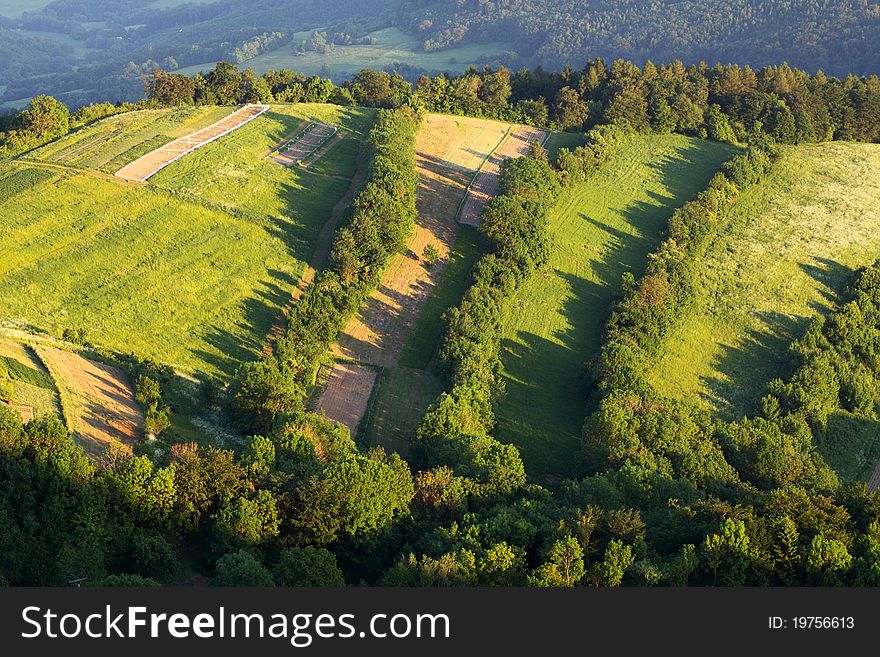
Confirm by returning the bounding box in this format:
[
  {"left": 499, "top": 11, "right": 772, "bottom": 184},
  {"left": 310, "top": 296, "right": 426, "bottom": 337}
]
[{"left": 1, "top": 0, "right": 878, "bottom": 109}]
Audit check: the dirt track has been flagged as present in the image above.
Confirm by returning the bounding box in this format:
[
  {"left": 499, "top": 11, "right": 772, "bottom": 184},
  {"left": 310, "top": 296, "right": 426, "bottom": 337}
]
[
  {"left": 115, "top": 104, "right": 269, "bottom": 182},
  {"left": 316, "top": 114, "right": 513, "bottom": 436},
  {"left": 34, "top": 345, "right": 143, "bottom": 459},
  {"left": 459, "top": 125, "right": 549, "bottom": 226}
]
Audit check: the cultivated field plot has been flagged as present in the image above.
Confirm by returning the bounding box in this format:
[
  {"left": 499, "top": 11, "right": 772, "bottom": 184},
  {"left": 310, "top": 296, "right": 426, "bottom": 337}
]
[
  {"left": 313, "top": 362, "right": 378, "bottom": 438},
  {"left": 496, "top": 135, "right": 739, "bottom": 478},
  {"left": 269, "top": 121, "right": 339, "bottom": 166},
  {"left": 0, "top": 337, "right": 62, "bottom": 422},
  {"left": 459, "top": 125, "right": 549, "bottom": 226},
  {"left": 319, "top": 115, "right": 510, "bottom": 441},
  {"left": 33, "top": 345, "right": 143, "bottom": 458},
  {"left": 29, "top": 105, "right": 233, "bottom": 173},
  {"left": 115, "top": 104, "right": 269, "bottom": 182}
]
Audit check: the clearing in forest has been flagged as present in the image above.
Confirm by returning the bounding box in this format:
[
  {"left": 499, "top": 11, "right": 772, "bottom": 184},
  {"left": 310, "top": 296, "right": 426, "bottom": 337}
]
[
  {"left": 33, "top": 344, "right": 143, "bottom": 458},
  {"left": 0, "top": 105, "right": 373, "bottom": 377},
  {"left": 114, "top": 104, "right": 269, "bottom": 181},
  {"left": 495, "top": 134, "right": 739, "bottom": 479},
  {"left": 643, "top": 142, "right": 880, "bottom": 481},
  {"left": 318, "top": 114, "right": 514, "bottom": 443}
]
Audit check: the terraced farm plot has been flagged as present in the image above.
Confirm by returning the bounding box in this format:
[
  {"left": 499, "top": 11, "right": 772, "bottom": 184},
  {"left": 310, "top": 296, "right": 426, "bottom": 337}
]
[
  {"left": 645, "top": 143, "right": 880, "bottom": 424},
  {"left": 495, "top": 134, "right": 740, "bottom": 479},
  {"left": 269, "top": 121, "right": 339, "bottom": 166},
  {"left": 459, "top": 124, "right": 549, "bottom": 226},
  {"left": 33, "top": 344, "right": 143, "bottom": 458},
  {"left": 321, "top": 114, "right": 509, "bottom": 443},
  {"left": 115, "top": 104, "right": 269, "bottom": 181},
  {"left": 29, "top": 105, "right": 234, "bottom": 173},
  {"left": 0, "top": 104, "right": 368, "bottom": 377}
]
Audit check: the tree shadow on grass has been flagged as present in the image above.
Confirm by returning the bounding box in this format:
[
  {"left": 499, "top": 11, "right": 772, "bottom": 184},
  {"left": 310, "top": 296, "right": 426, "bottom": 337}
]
[{"left": 700, "top": 258, "right": 856, "bottom": 420}]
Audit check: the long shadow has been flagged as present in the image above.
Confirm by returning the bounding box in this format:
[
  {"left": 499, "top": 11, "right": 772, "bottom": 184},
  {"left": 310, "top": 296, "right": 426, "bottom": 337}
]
[
  {"left": 700, "top": 258, "right": 857, "bottom": 419},
  {"left": 497, "top": 137, "right": 737, "bottom": 479}
]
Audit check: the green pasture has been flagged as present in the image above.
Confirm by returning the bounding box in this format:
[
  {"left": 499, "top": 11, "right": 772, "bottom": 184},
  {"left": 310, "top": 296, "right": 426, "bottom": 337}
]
[
  {"left": 641, "top": 142, "right": 880, "bottom": 480},
  {"left": 178, "top": 27, "right": 514, "bottom": 81},
  {"left": 0, "top": 104, "right": 371, "bottom": 377},
  {"left": 495, "top": 134, "right": 739, "bottom": 478}
]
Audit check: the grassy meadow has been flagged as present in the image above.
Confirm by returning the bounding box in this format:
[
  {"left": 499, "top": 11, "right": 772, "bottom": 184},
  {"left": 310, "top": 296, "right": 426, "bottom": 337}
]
[
  {"left": 0, "top": 337, "right": 61, "bottom": 420},
  {"left": 179, "top": 27, "right": 515, "bottom": 81},
  {"left": 495, "top": 134, "right": 740, "bottom": 478},
  {"left": 0, "top": 104, "right": 371, "bottom": 377},
  {"left": 29, "top": 106, "right": 235, "bottom": 172},
  {"left": 639, "top": 143, "right": 880, "bottom": 480}
]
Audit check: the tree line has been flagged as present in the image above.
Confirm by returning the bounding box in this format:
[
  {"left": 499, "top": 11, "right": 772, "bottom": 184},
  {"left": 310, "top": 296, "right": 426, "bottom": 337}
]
[
  {"left": 5, "top": 57, "right": 879, "bottom": 156},
  {"left": 232, "top": 106, "right": 421, "bottom": 432}
]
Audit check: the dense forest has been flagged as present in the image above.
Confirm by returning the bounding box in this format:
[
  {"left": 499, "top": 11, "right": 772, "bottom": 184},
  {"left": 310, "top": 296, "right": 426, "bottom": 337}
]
[
  {"left": 399, "top": 0, "right": 880, "bottom": 75},
  {"left": 1, "top": 0, "right": 879, "bottom": 109},
  {"left": 2, "top": 50, "right": 880, "bottom": 586}
]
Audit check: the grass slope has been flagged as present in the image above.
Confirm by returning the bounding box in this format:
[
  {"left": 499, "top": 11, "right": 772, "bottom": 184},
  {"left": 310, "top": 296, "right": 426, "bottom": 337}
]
[
  {"left": 0, "top": 104, "right": 371, "bottom": 377},
  {"left": 496, "top": 134, "right": 739, "bottom": 478},
  {"left": 29, "top": 106, "right": 234, "bottom": 172},
  {"left": 646, "top": 142, "right": 880, "bottom": 426}
]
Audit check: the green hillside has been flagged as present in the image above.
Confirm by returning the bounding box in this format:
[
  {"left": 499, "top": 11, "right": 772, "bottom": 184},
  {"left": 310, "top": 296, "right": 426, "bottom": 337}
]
[
  {"left": 495, "top": 134, "right": 739, "bottom": 478},
  {"left": 646, "top": 142, "right": 880, "bottom": 420},
  {"left": 0, "top": 104, "right": 372, "bottom": 377}
]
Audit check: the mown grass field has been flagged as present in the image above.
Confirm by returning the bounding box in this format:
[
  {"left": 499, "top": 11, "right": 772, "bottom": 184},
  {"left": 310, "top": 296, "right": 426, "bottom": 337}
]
[
  {"left": 179, "top": 27, "right": 515, "bottom": 80},
  {"left": 29, "top": 106, "right": 234, "bottom": 172},
  {"left": 642, "top": 142, "right": 880, "bottom": 479},
  {"left": 495, "top": 134, "right": 740, "bottom": 478},
  {"left": 0, "top": 104, "right": 372, "bottom": 377}
]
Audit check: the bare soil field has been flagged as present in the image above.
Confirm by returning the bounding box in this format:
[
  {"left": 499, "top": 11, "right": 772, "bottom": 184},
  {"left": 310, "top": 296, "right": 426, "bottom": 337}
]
[
  {"left": 33, "top": 345, "right": 143, "bottom": 458},
  {"left": 459, "top": 125, "right": 549, "bottom": 226},
  {"left": 317, "top": 114, "right": 512, "bottom": 436},
  {"left": 312, "top": 362, "right": 378, "bottom": 437},
  {"left": 115, "top": 104, "right": 269, "bottom": 182}
]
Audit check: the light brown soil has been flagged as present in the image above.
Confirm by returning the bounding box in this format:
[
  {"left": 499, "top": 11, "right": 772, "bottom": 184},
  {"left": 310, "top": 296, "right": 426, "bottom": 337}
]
[
  {"left": 33, "top": 345, "right": 143, "bottom": 459},
  {"left": 115, "top": 104, "right": 268, "bottom": 182},
  {"left": 316, "top": 114, "right": 515, "bottom": 435},
  {"left": 459, "top": 125, "right": 549, "bottom": 226},
  {"left": 1, "top": 400, "right": 33, "bottom": 424},
  {"left": 312, "top": 362, "right": 378, "bottom": 437}
]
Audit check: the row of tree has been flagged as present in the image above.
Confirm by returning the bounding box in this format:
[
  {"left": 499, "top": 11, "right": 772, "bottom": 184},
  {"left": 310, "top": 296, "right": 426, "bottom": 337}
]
[
  {"left": 232, "top": 106, "right": 421, "bottom": 433},
  {"left": 415, "top": 153, "right": 559, "bottom": 505}
]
